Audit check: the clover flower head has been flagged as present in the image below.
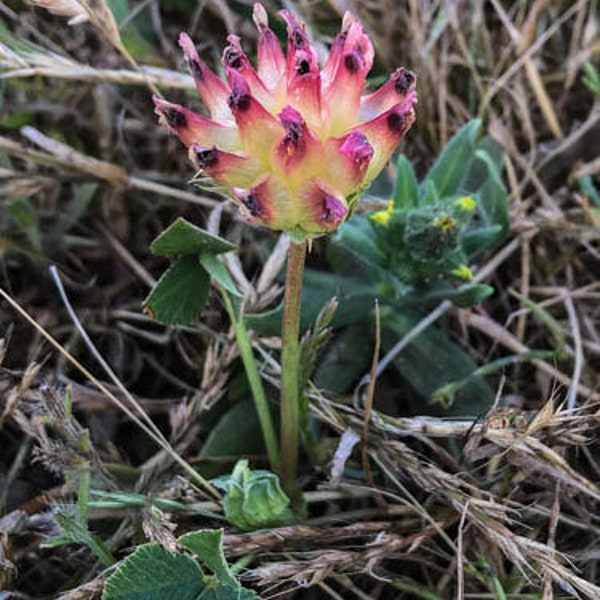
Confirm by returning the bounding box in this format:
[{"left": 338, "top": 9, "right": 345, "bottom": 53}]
[{"left": 154, "top": 3, "right": 417, "bottom": 240}]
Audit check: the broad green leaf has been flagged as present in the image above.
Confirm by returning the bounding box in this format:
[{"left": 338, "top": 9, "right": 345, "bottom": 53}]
[
  {"left": 6, "top": 198, "right": 41, "bottom": 251},
  {"left": 582, "top": 62, "right": 600, "bottom": 96},
  {"left": 143, "top": 255, "right": 210, "bottom": 325},
  {"left": 382, "top": 307, "right": 494, "bottom": 416},
  {"left": 446, "top": 284, "right": 494, "bottom": 307},
  {"left": 199, "top": 585, "right": 260, "bottom": 599},
  {"left": 578, "top": 174, "right": 600, "bottom": 206},
  {"left": 393, "top": 154, "right": 419, "bottom": 209},
  {"left": 334, "top": 216, "right": 388, "bottom": 272},
  {"left": 178, "top": 530, "right": 237, "bottom": 588},
  {"left": 54, "top": 183, "right": 98, "bottom": 241},
  {"left": 420, "top": 178, "right": 440, "bottom": 204},
  {"left": 433, "top": 349, "right": 563, "bottom": 408},
  {"left": 474, "top": 148, "right": 504, "bottom": 190},
  {"left": 461, "top": 135, "right": 504, "bottom": 192},
  {"left": 462, "top": 225, "right": 503, "bottom": 257},
  {"left": 0, "top": 109, "right": 34, "bottom": 129},
  {"left": 108, "top": 0, "right": 156, "bottom": 58},
  {"left": 424, "top": 120, "right": 482, "bottom": 197},
  {"left": 314, "top": 324, "right": 374, "bottom": 394},
  {"left": 102, "top": 544, "right": 204, "bottom": 600},
  {"left": 151, "top": 217, "right": 235, "bottom": 256},
  {"left": 244, "top": 270, "right": 374, "bottom": 337},
  {"left": 200, "top": 400, "right": 264, "bottom": 461},
  {"left": 242, "top": 302, "right": 284, "bottom": 337},
  {"left": 409, "top": 283, "right": 494, "bottom": 308},
  {"left": 478, "top": 175, "right": 509, "bottom": 239},
  {"left": 509, "top": 290, "right": 566, "bottom": 349},
  {"left": 200, "top": 254, "right": 241, "bottom": 297}
]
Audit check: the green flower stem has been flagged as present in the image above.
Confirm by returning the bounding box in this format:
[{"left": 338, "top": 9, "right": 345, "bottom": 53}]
[
  {"left": 279, "top": 239, "right": 307, "bottom": 496},
  {"left": 221, "top": 290, "right": 280, "bottom": 472}
]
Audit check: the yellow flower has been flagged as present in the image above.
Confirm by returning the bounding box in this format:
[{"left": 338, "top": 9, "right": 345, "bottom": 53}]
[
  {"left": 433, "top": 214, "right": 456, "bottom": 231},
  {"left": 370, "top": 200, "right": 395, "bottom": 226},
  {"left": 451, "top": 265, "right": 474, "bottom": 281},
  {"left": 454, "top": 196, "right": 476, "bottom": 211}
]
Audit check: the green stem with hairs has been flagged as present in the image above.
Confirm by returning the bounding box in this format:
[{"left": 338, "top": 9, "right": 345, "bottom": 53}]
[
  {"left": 279, "top": 240, "right": 307, "bottom": 497},
  {"left": 221, "top": 290, "right": 279, "bottom": 472}
]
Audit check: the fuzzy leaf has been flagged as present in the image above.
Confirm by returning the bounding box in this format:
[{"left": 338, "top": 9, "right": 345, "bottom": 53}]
[
  {"left": 314, "top": 324, "right": 374, "bottom": 394},
  {"left": 151, "top": 217, "right": 235, "bottom": 256},
  {"left": 102, "top": 543, "right": 204, "bottom": 600},
  {"left": 446, "top": 284, "right": 494, "bottom": 308},
  {"left": 178, "top": 530, "right": 237, "bottom": 589},
  {"left": 393, "top": 154, "right": 419, "bottom": 209},
  {"left": 200, "top": 400, "right": 264, "bottom": 462},
  {"left": 244, "top": 270, "right": 374, "bottom": 337},
  {"left": 383, "top": 307, "right": 494, "bottom": 416},
  {"left": 143, "top": 255, "right": 210, "bottom": 325},
  {"left": 477, "top": 166, "right": 509, "bottom": 238},
  {"left": 199, "top": 254, "right": 241, "bottom": 296},
  {"left": 424, "top": 120, "right": 481, "bottom": 197},
  {"left": 334, "top": 217, "right": 388, "bottom": 272},
  {"left": 199, "top": 586, "right": 260, "bottom": 599},
  {"left": 462, "top": 225, "right": 503, "bottom": 257}
]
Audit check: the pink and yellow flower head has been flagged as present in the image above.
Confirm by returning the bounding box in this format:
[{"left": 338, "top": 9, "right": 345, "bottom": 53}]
[{"left": 155, "top": 3, "right": 417, "bottom": 240}]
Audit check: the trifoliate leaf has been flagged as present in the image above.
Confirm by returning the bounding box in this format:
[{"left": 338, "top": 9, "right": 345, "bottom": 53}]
[{"left": 151, "top": 217, "right": 235, "bottom": 256}]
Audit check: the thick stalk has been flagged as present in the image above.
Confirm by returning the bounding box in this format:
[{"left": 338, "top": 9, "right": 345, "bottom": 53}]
[
  {"left": 221, "top": 290, "right": 280, "bottom": 472},
  {"left": 279, "top": 240, "right": 307, "bottom": 496}
]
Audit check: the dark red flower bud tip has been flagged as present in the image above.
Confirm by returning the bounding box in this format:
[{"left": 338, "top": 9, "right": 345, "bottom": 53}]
[
  {"left": 178, "top": 33, "right": 205, "bottom": 81},
  {"left": 387, "top": 111, "right": 407, "bottom": 134},
  {"left": 339, "top": 131, "right": 373, "bottom": 165},
  {"left": 320, "top": 194, "right": 347, "bottom": 226},
  {"left": 228, "top": 78, "right": 251, "bottom": 112},
  {"left": 164, "top": 108, "right": 187, "bottom": 128},
  {"left": 189, "top": 58, "right": 204, "bottom": 82},
  {"left": 393, "top": 68, "right": 416, "bottom": 94},
  {"left": 280, "top": 10, "right": 309, "bottom": 51},
  {"left": 280, "top": 106, "right": 304, "bottom": 143},
  {"left": 224, "top": 44, "right": 244, "bottom": 70},
  {"left": 240, "top": 190, "right": 262, "bottom": 217},
  {"left": 295, "top": 53, "right": 311, "bottom": 75},
  {"left": 154, "top": 96, "right": 187, "bottom": 128},
  {"left": 191, "top": 144, "right": 219, "bottom": 169},
  {"left": 344, "top": 51, "right": 363, "bottom": 74}
]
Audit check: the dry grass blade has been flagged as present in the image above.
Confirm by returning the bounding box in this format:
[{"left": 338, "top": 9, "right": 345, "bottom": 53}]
[
  {"left": 0, "top": 131, "right": 219, "bottom": 208},
  {"left": 0, "top": 285, "right": 220, "bottom": 500},
  {"left": 2, "top": 0, "right": 599, "bottom": 596},
  {"left": 25, "top": 0, "right": 88, "bottom": 24},
  {"left": 464, "top": 311, "right": 600, "bottom": 401}
]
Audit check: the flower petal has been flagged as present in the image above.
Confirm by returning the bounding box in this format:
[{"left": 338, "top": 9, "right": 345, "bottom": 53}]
[
  {"left": 321, "top": 11, "right": 353, "bottom": 86},
  {"left": 232, "top": 175, "right": 290, "bottom": 230},
  {"left": 297, "top": 178, "right": 349, "bottom": 234},
  {"left": 271, "top": 106, "right": 323, "bottom": 189},
  {"left": 280, "top": 10, "right": 323, "bottom": 131},
  {"left": 189, "top": 144, "right": 260, "bottom": 189},
  {"left": 153, "top": 96, "right": 240, "bottom": 150},
  {"left": 323, "top": 13, "right": 374, "bottom": 135},
  {"left": 226, "top": 70, "right": 284, "bottom": 165},
  {"left": 178, "top": 32, "right": 232, "bottom": 122},
  {"left": 253, "top": 3, "right": 286, "bottom": 95},
  {"left": 360, "top": 68, "right": 417, "bottom": 121},
  {"left": 223, "top": 34, "right": 273, "bottom": 109},
  {"left": 324, "top": 130, "right": 374, "bottom": 196},
  {"left": 352, "top": 97, "right": 417, "bottom": 185}
]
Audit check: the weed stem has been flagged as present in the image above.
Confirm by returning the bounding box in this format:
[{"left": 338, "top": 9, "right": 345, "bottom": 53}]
[
  {"left": 221, "top": 290, "right": 280, "bottom": 471},
  {"left": 279, "top": 240, "right": 307, "bottom": 496}
]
